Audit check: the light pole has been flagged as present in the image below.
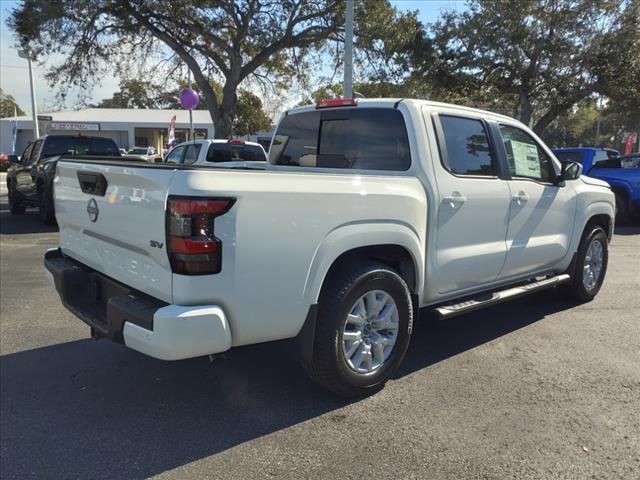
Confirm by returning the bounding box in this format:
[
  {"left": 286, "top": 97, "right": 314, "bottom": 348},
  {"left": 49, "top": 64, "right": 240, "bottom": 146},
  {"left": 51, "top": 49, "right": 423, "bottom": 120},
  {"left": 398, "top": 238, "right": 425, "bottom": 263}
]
[
  {"left": 343, "top": 0, "right": 354, "bottom": 98},
  {"left": 17, "top": 48, "right": 39, "bottom": 139}
]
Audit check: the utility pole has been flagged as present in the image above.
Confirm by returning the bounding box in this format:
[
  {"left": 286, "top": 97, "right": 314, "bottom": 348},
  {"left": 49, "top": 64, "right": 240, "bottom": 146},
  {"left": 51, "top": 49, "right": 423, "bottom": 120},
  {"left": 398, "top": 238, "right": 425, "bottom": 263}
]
[
  {"left": 18, "top": 48, "right": 39, "bottom": 139},
  {"left": 343, "top": 0, "right": 354, "bottom": 98}
]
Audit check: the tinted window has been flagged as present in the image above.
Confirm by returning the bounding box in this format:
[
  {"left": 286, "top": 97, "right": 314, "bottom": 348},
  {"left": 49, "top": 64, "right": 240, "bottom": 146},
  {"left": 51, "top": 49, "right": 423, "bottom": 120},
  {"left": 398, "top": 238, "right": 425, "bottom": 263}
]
[
  {"left": 41, "top": 136, "right": 119, "bottom": 158},
  {"left": 554, "top": 151, "right": 585, "bottom": 164},
  {"left": 165, "top": 146, "right": 186, "bottom": 164},
  {"left": 207, "top": 144, "right": 266, "bottom": 162},
  {"left": 21, "top": 143, "right": 34, "bottom": 164},
  {"left": 183, "top": 144, "right": 202, "bottom": 164},
  {"left": 592, "top": 150, "right": 621, "bottom": 168},
  {"left": 30, "top": 139, "right": 44, "bottom": 162},
  {"left": 439, "top": 116, "right": 494, "bottom": 176},
  {"left": 270, "top": 108, "right": 411, "bottom": 171},
  {"left": 499, "top": 125, "right": 555, "bottom": 182}
]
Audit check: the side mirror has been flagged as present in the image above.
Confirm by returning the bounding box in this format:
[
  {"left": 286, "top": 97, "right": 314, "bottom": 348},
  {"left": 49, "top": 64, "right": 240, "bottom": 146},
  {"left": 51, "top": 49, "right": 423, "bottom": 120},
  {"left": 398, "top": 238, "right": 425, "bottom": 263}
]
[
  {"left": 8, "top": 155, "right": 19, "bottom": 164},
  {"left": 561, "top": 160, "right": 583, "bottom": 181}
]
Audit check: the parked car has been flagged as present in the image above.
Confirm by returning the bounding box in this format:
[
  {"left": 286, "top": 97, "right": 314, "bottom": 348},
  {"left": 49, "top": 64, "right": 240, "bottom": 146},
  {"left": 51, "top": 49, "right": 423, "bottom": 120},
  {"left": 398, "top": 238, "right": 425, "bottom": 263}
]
[
  {"left": 163, "top": 139, "right": 267, "bottom": 168},
  {"left": 45, "top": 98, "right": 613, "bottom": 396},
  {"left": 553, "top": 147, "right": 640, "bottom": 221},
  {"left": 6, "top": 135, "right": 122, "bottom": 224},
  {"left": 0, "top": 152, "right": 9, "bottom": 171},
  {"left": 126, "top": 146, "right": 160, "bottom": 162},
  {"left": 620, "top": 153, "right": 640, "bottom": 169}
]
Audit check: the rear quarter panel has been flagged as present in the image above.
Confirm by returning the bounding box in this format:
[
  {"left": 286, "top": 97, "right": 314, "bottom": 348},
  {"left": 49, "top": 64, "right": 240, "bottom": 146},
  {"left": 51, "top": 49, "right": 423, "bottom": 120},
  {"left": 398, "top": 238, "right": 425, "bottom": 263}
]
[{"left": 168, "top": 169, "right": 427, "bottom": 347}]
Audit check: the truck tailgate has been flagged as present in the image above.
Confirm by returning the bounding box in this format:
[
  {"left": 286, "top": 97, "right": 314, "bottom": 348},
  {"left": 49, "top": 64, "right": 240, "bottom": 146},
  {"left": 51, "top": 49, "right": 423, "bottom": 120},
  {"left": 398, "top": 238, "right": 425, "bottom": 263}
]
[{"left": 54, "top": 161, "right": 174, "bottom": 303}]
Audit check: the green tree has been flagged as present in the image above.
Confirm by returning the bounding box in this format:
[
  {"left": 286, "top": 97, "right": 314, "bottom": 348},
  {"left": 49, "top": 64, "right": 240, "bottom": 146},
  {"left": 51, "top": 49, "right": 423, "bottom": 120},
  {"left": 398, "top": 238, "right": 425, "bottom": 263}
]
[
  {"left": 95, "top": 79, "right": 271, "bottom": 135},
  {"left": 413, "top": 0, "right": 640, "bottom": 134},
  {"left": 9, "top": 0, "right": 344, "bottom": 138},
  {"left": 0, "top": 89, "right": 26, "bottom": 117}
]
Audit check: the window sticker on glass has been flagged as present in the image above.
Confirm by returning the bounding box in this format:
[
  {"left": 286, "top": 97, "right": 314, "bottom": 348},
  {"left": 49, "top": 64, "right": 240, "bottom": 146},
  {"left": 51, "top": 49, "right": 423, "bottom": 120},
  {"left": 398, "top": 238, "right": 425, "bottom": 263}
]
[{"left": 511, "top": 140, "right": 541, "bottom": 178}]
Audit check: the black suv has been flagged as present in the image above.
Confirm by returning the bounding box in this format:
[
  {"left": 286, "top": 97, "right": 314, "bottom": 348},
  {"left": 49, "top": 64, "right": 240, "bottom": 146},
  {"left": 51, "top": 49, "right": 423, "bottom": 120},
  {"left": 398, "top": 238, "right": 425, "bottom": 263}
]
[{"left": 6, "top": 135, "right": 121, "bottom": 224}]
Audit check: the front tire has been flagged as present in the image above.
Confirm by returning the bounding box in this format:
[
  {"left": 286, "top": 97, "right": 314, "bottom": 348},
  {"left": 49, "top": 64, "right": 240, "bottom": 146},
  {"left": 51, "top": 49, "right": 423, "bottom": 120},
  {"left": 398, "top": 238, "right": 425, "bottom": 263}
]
[
  {"left": 8, "top": 183, "right": 26, "bottom": 215},
  {"left": 563, "top": 225, "right": 608, "bottom": 302},
  {"left": 614, "top": 192, "right": 629, "bottom": 224},
  {"left": 303, "top": 262, "right": 414, "bottom": 397}
]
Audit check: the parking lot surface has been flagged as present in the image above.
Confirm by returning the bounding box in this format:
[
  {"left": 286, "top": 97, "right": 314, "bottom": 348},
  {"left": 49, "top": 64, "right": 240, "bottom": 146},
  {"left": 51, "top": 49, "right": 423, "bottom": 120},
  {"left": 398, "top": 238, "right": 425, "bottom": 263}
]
[{"left": 1, "top": 196, "right": 639, "bottom": 480}]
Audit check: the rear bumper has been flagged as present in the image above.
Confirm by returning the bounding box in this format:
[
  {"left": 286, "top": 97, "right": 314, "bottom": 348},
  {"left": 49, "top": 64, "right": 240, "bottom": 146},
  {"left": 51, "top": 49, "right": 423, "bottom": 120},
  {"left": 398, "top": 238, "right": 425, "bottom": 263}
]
[{"left": 44, "top": 248, "right": 231, "bottom": 360}]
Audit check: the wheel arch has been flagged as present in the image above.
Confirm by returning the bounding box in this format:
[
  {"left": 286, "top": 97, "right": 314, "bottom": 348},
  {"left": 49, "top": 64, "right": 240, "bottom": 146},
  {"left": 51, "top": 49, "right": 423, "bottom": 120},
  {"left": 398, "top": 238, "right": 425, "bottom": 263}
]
[{"left": 303, "top": 222, "right": 425, "bottom": 307}]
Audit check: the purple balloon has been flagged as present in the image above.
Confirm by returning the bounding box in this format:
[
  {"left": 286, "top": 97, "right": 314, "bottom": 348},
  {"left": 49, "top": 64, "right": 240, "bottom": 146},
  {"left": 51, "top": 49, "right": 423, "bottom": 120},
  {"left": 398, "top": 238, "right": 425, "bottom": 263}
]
[{"left": 180, "top": 87, "right": 200, "bottom": 109}]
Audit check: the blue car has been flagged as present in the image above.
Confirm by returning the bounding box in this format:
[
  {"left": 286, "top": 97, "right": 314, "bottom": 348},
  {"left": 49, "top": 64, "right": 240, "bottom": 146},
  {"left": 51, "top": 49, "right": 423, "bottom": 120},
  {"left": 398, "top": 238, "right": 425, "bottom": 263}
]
[{"left": 553, "top": 147, "right": 640, "bottom": 222}]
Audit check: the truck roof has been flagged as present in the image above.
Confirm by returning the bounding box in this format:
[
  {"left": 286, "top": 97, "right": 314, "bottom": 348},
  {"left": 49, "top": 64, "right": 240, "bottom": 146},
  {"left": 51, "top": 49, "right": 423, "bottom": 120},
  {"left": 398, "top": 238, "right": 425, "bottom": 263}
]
[{"left": 286, "top": 98, "right": 517, "bottom": 123}]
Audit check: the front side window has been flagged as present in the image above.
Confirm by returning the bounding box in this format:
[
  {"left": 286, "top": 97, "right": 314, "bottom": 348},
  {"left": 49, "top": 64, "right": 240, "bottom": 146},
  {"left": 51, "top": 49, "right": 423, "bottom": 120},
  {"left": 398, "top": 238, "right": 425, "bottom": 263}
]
[
  {"left": 164, "top": 146, "right": 186, "bottom": 164},
  {"left": 183, "top": 144, "right": 202, "bottom": 164},
  {"left": 29, "top": 140, "right": 43, "bottom": 162},
  {"left": 21, "top": 143, "right": 34, "bottom": 164},
  {"left": 438, "top": 116, "right": 495, "bottom": 176},
  {"left": 270, "top": 108, "right": 411, "bottom": 171},
  {"left": 499, "top": 125, "right": 555, "bottom": 183}
]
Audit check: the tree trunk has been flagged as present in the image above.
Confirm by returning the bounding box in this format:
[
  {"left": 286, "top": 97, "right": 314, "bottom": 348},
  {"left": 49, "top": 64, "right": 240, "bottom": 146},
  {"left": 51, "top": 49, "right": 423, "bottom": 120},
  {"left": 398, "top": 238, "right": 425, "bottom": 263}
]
[{"left": 519, "top": 91, "right": 533, "bottom": 127}]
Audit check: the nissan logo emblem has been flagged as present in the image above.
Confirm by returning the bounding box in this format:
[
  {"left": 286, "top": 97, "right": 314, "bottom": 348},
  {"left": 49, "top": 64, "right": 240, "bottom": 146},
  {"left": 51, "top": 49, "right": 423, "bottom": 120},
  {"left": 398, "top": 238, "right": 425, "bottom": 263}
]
[{"left": 87, "top": 198, "right": 99, "bottom": 222}]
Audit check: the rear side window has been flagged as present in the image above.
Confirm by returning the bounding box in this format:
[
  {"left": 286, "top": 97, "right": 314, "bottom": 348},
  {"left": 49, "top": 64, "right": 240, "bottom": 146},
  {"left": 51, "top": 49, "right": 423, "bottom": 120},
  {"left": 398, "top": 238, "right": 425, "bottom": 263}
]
[
  {"left": 207, "top": 144, "right": 266, "bottom": 162},
  {"left": 592, "top": 150, "right": 620, "bottom": 168},
  {"left": 438, "top": 115, "right": 495, "bottom": 176},
  {"left": 269, "top": 108, "right": 411, "bottom": 171},
  {"left": 554, "top": 151, "right": 585, "bottom": 164}
]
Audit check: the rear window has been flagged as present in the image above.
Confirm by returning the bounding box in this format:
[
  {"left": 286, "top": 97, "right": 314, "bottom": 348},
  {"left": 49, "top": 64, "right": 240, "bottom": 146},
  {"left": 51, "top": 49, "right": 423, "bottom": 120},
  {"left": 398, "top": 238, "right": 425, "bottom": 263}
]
[
  {"left": 269, "top": 108, "right": 411, "bottom": 171},
  {"left": 207, "top": 143, "right": 266, "bottom": 162},
  {"left": 554, "top": 151, "right": 585, "bottom": 164},
  {"left": 42, "top": 137, "right": 119, "bottom": 158}
]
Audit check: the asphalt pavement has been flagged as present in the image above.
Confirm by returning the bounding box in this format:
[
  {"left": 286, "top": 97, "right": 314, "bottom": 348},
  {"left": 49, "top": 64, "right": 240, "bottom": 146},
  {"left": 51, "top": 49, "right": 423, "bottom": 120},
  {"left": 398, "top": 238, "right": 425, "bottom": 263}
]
[{"left": 1, "top": 194, "right": 639, "bottom": 480}]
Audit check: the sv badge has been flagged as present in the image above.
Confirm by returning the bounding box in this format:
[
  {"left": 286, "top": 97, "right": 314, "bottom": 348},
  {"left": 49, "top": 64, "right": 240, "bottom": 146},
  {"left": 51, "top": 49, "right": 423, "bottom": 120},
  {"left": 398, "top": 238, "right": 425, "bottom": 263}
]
[{"left": 149, "top": 240, "right": 164, "bottom": 249}]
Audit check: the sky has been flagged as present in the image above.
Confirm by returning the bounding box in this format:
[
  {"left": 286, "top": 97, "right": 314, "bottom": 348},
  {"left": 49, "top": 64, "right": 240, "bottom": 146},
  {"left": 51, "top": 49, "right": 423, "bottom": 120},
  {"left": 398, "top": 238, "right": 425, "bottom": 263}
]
[{"left": 0, "top": 0, "right": 466, "bottom": 115}]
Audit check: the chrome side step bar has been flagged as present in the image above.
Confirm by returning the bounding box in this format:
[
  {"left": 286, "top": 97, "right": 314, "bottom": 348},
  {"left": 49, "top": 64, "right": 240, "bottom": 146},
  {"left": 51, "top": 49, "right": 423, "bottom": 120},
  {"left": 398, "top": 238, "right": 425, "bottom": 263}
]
[{"left": 433, "top": 274, "right": 571, "bottom": 319}]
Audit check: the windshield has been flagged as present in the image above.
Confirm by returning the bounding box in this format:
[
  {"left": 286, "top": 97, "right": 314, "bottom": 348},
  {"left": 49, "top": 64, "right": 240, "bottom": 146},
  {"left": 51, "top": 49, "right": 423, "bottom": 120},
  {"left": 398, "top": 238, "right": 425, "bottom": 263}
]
[
  {"left": 206, "top": 144, "right": 266, "bottom": 162},
  {"left": 41, "top": 137, "right": 119, "bottom": 159}
]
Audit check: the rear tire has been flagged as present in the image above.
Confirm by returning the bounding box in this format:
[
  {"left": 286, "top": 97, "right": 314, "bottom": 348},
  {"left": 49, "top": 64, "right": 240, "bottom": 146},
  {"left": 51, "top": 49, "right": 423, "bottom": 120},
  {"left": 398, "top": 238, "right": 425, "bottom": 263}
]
[
  {"left": 38, "top": 186, "right": 56, "bottom": 225},
  {"left": 8, "top": 184, "right": 26, "bottom": 215},
  {"left": 302, "top": 261, "right": 413, "bottom": 397},
  {"left": 614, "top": 192, "right": 629, "bottom": 224},
  {"left": 563, "top": 225, "right": 608, "bottom": 302}
]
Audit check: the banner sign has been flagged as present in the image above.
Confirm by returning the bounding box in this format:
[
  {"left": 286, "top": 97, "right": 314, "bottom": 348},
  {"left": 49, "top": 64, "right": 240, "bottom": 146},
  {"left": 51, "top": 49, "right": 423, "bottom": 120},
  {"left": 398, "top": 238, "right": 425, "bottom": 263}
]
[
  {"left": 49, "top": 122, "right": 100, "bottom": 131},
  {"left": 168, "top": 115, "right": 176, "bottom": 148},
  {"left": 623, "top": 132, "right": 637, "bottom": 155}
]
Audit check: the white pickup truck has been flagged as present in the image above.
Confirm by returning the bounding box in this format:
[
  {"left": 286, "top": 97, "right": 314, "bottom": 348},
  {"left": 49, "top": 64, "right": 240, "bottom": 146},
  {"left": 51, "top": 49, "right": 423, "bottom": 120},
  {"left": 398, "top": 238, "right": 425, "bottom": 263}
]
[{"left": 45, "top": 98, "right": 614, "bottom": 396}]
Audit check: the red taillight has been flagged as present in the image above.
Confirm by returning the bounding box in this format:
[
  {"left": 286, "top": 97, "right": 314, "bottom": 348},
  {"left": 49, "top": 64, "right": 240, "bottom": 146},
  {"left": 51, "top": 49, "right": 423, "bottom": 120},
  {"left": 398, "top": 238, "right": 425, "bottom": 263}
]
[
  {"left": 228, "top": 139, "right": 245, "bottom": 144},
  {"left": 315, "top": 97, "right": 358, "bottom": 109},
  {"left": 166, "top": 196, "right": 235, "bottom": 275}
]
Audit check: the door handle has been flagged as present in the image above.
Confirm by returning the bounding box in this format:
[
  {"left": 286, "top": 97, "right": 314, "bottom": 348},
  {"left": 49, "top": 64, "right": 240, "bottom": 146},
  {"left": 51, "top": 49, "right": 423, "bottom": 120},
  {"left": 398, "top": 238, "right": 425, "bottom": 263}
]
[
  {"left": 443, "top": 192, "right": 467, "bottom": 207},
  {"left": 77, "top": 172, "right": 108, "bottom": 196},
  {"left": 512, "top": 191, "right": 530, "bottom": 205}
]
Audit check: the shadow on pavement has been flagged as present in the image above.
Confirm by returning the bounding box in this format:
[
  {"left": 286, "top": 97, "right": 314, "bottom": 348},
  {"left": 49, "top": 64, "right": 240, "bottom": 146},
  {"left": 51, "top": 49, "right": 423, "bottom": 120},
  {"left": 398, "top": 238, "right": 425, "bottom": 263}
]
[
  {"left": 0, "top": 199, "right": 58, "bottom": 235},
  {"left": 0, "top": 291, "right": 578, "bottom": 479},
  {"left": 613, "top": 223, "right": 640, "bottom": 235}
]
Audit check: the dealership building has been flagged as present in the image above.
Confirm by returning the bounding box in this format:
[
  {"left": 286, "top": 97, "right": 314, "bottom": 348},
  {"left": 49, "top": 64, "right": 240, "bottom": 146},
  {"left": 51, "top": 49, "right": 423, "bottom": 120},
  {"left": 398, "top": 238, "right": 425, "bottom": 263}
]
[{"left": 0, "top": 108, "right": 215, "bottom": 155}]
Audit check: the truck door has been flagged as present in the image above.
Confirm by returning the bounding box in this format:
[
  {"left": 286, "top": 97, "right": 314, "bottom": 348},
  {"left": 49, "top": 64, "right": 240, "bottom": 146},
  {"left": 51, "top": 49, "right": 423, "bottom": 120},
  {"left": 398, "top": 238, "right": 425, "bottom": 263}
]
[
  {"left": 429, "top": 113, "right": 511, "bottom": 294},
  {"left": 15, "top": 139, "right": 42, "bottom": 201},
  {"left": 496, "top": 124, "right": 577, "bottom": 278}
]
